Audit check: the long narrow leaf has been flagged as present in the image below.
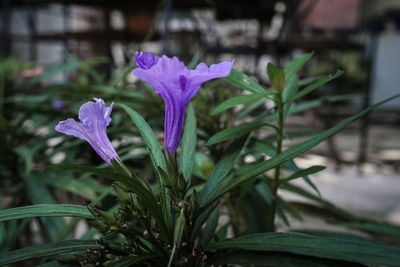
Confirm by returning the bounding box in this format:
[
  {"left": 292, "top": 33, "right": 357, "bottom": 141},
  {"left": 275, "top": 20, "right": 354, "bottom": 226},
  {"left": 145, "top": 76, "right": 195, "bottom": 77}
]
[
  {"left": 179, "top": 103, "right": 196, "bottom": 182},
  {"left": 335, "top": 222, "right": 400, "bottom": 239},
  {"left": 118, "top": 103, "right": 167, "bottom": 174},
  {"left": 284, "top": 52, "right": 313, "bottom": 81},
  {"left": 207, "top": 122, "right": 275, "bottom": 146},
  {"left": 199, "top": 136, "right": 249, "bottom": 206},
  {"left": 212, "top": 251, "right": 351, "bottom": 266},
  {"left": 0, "top": 204, "right": 94, "bottom": 221},
  {"left": 212, "top": 91, "right": 273, "bottom": 115},
  {"left": 205, "top": 232, "right": 400, "bottom": 265},
  {"left": 287, "top": 70, "right": 344, "bottom": 103},
  {"left": 0, "top": 240, "right": 100, "bottom": 265},
  {"left": 224, "top": 69, "right": 266, "bottom": 93},
  {"left": 281, "top": 165, "right": 326, "bottom": 183}
]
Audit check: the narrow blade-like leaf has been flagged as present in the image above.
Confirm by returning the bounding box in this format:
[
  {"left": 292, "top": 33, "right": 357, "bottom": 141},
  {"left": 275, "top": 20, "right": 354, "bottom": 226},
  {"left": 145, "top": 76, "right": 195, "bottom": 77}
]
[
  {"left": 118, "top": 103, "right": 167, "bottom": 174},
  {"left": 212, "top": 91, "right": 273, "bottom": 115},
  {"left": 0, "top": 240, "right": 100, "bottom": 265},
  {"left": 281, "top": 165, "right": 326, "bottom": 183},
  {"left": 199, "top": 136, "right": 249, "bottom": 206},
  {"left": 287, "top": 70, "right": 344, "bottom": 103},
  {"left": 284, "top": 52, "right": 313, "bottom": 81},
  {"left": 179, "top": 103, "right": 196, "bottom": 182},
  {"left": 0, "top": 204, "right": 94, "bottom": 221},
  {"left": 207, "top": 122, "right": 275, "bottom": 146},
  {"left": 205, "top": 232, "right": 400, "bottom": 265},
  {"left": 225, "top": 69, "right": 266, "bottom": 93}
]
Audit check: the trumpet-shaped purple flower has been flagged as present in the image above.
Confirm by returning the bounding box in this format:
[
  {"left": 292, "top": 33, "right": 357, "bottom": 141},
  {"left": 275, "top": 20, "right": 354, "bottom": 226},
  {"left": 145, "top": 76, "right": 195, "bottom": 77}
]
[
  {"left": 133, "top": 52, "right": 234, "bottom": 152},
  {"left": 55, "top": 98, "right": 119, "bottom": 164}
]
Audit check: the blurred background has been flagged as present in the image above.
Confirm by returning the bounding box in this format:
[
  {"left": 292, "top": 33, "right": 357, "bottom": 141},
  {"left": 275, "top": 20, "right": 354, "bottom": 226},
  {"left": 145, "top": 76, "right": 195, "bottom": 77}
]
[{"left": 0, "top": 0, "right": 400, "bottom": 252}]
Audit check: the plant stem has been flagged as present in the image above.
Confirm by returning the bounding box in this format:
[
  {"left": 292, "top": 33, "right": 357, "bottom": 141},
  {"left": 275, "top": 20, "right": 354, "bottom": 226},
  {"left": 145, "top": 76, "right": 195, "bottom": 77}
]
[
  {"left": 267, "top": 93, "right": 284, "bottom": 232},
  {"left": 167, "top": 244, "right": 176, "bottom": 267}
]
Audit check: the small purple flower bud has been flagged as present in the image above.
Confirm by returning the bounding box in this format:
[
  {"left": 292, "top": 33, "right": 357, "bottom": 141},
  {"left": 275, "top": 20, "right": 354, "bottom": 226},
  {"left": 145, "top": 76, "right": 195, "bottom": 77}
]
[
  {"left": 133, "top": 52, "right": 234, "bottom": 152},
  {"left": 52, "top": 100, "right": 63, "bottom": 110},
  {"left": 134, "top": 52, "right": 160, "bottom": 70},
  {"left": 55, "top": 98, "right": 119, "bottom": 164}
]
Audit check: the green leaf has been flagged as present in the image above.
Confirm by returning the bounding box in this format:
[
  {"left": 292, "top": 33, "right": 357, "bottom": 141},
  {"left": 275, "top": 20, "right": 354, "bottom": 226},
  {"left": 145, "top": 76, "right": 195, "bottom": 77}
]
[
  {"left": 282, "top": 75, "right": 299, "bottom": 119},
  {"left": 118, "top": 103, "right": 167, "bottom": 175},
  {"left": 284, "top": 52, "right": 313, "bottom": 81},
  {"left": 118, "top": 102, "right": 170, "bottom": 225},
  {"left": 0, "top": 240, "right": 100, "bottom": 266},
  {"left": 236, "top": 98, "right": 266, "bottom": 119},
  {"left": 173, "top": 208, "right": 186, "bottom": 247},
  {"left": 193, "top": 152, "right": 214, "bottom": 179},
  {"left": 199, "top": 136, "right": 249, "bottom": 206},
  {"left": 286, "top": 70, "right": 344, "bottom": 103},
  {"left": 281, "top": 165, "right": 326, "bottom": 183},
  {"left": 205, "top": 232, "right": 400, "bottom": 265},
  {"left": 179, "top": 103, "right": 196, "bottom": 182},
  {"left": 13, "top": 146, "right": 32, "bottom": 174},
  {"left": 264, "top": 94, "right": 361, "bottom": 122},
  {"left": 267, "top": 63, "right": 285, "bottom": 92},
  {"left": 200, "top": 208, "right": 219, "bottom": 246},
  {"left": 212, "top": 91, "right": 273, "bottom": 115},
  {"left": 206, "top": 94, "right": 400, "bottom": 207},
  {"left": 207, "top": 122, "right": 275, "bottom": 146},
  {"left": 224, "top": 69, "right": 266, "bottom": 93},
  {"left": 190, "top": 202, "right": 219, "bottom": 244},
  {"left": 188, "top": 49, "right": 204, "bottom": 69},
  {"left": 255, "top": 182, "right": 271, "bottom": 205},
  {"left": 335, "top": 222, "right": 400, "bottom": 239},
  {"left": 294, "top": 230, "right": 375, "bottom": 243},
  {"left": 0, "top": 204, "right": 94, "bottom": 221},
  {"left": 289, "top": 94, "right": 361, "bottom": 114},
  {"left": 212, "top": 251, "right": 351, "bottom": 266}
]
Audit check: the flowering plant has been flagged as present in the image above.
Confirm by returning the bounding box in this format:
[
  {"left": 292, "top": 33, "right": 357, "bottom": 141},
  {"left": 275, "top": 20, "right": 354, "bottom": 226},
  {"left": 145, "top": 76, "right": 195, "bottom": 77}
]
[{"left": 1, "top": 53, "right": 400, "bottom": 266}]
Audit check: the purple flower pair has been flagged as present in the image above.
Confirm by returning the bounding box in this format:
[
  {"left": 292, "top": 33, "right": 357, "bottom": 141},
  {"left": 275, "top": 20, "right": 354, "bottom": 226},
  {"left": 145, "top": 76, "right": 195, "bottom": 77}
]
[{"left": 56, "top": 53, "right": 234, "bottom": 164}]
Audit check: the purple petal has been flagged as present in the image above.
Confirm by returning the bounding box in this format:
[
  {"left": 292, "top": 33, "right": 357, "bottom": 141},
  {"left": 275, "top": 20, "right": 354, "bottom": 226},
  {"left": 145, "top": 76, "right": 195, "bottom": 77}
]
[
  {"left": 185, "top": 60, "right": 234, "bottom": 100},
  {"left": 55, "top": 98, "right": 119, "bottom": 164},
  {"left": 133, "top": 55, "right": 187, "bottom": 97},
  {"left": 55, "top": 118, "right": 89, "bottom": 142},
  {"left": 135, "top": 52, "right": 160, "bottom": 70},
  {"left": 132, "top": 53, "right": 234, "bottom": 152},
  {"left": 164, "top": 101, "right": 186, "bottom": 152}
]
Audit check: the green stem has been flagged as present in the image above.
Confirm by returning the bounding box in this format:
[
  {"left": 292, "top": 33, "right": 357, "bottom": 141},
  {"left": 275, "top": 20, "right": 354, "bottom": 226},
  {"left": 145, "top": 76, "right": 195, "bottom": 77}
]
[{"left": 267, "top": 93, "right": 284, "bottom": 232}]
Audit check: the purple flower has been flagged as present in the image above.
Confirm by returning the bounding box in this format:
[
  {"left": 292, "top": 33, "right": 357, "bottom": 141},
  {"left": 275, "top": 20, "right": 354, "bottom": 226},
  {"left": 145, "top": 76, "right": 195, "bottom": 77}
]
[
  {"left": 133, "top": 52, "right": 234, "bottom": 152},
  {"left": 55, "top": 98, "right": 119, "bottom": 164},
  {"left": 52, "top": 100, "right": 64, "bottom": 110}
]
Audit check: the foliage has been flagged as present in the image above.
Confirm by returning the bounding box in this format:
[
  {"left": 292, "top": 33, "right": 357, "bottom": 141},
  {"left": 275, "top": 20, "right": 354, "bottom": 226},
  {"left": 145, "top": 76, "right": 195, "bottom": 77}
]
[{"left": 0, "top": 53, "right": 399, "bottom": 266}]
